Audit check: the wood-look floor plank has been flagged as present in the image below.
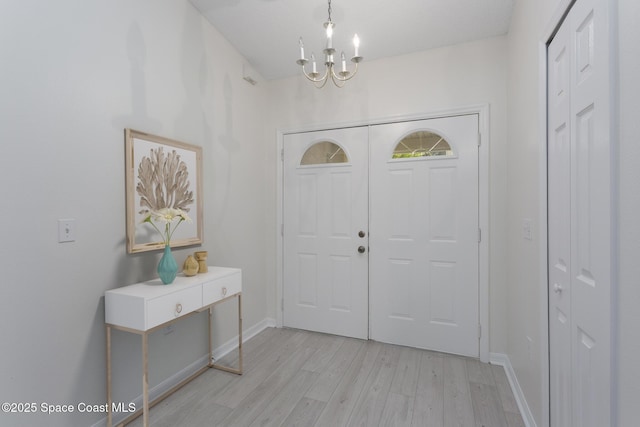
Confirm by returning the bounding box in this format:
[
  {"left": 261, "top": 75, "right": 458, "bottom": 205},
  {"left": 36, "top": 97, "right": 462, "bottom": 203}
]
[
  {"left": 127, "top": 370, "right": 234, "bottom": 427},
  {"left": 490, "top": 364, "right": 521, "bottom": 414},
  {"left": 219, "top": 344, "right": 318, "bottom": 426},
  {"left": 211, "top": 329, "right": 309, "bottom": 408},
  {"left": 411, "top": 352, "right": 444, "bottom": 427},
  {"left": 379, "top": 392, "right": 414, "bottom": 427},
  {"left": 281, "top": 397, "right": 326, "bottom": 427},
  {"left": 505, "top": 410, "right": 526, "bottom": 427},
  {"left": 466, "top": 358, "right": 496, "bottom": 386},
  {"left": 301, "top": 333, "right": 346, "bottom": 373},
  {"left": 346, "top": 344, "right": 401, "bottom": 427},
  {"left": 305, "top": 338, "right": 364, "bottom": 402},
  {"left": 390, "top": 346, "right": 422, "bottom": 397},
  {"left": 469, "top": 382, "right": 508, "bottom": 427},
  {"left": 248, "top": 369, "right": 319, "bottom": 427},
  {"left": 443, "top": 356, "right": 475, "bottom": 427},
  {"left": 314, "top": 340, "right": 383, "bottom": 427}
]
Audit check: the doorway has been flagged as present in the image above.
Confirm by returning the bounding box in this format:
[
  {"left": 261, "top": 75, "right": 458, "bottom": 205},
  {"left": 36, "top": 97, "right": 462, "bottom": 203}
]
[{"left": 282, "top": 114, "right": 483, "bottom": 358}]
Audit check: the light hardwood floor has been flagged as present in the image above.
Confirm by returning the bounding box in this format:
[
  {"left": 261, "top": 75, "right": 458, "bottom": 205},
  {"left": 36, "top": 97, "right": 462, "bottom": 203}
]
[{"left": 129, "top": 327, "right": 525, "bottom": 427}]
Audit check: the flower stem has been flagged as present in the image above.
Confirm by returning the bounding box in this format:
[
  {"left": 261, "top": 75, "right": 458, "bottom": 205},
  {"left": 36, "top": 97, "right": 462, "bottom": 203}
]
[{"left": 167, "top": 218, "right": 184, "bottom": 243}]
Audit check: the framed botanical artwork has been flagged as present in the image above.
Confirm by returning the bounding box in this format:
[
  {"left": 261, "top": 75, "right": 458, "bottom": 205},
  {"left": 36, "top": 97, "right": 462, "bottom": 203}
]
[{"left": 125, "top": 129, "right": 203, "bottom": 253}]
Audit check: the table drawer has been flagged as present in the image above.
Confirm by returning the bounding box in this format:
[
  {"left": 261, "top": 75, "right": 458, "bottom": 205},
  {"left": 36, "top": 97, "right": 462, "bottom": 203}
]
[
  {"left": 146, "top": 286, "right": 202, "bottom": 329},
  {"left": 203, "top": 272, "right": 241, "bottom": 306}
]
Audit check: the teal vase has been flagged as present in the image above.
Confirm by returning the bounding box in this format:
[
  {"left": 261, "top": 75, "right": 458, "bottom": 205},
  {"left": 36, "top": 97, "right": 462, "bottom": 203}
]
[{"left": 157, "top": 244, "right": 178, "bottom": 284}]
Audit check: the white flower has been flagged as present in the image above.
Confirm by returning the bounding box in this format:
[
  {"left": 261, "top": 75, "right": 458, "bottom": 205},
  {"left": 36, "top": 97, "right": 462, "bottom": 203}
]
[{"left": 141, "top": 207, "right": 191, "bottom": 246}]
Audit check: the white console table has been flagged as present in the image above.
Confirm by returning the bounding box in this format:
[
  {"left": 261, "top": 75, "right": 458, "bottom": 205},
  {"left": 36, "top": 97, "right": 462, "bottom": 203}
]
[{"left": 105, "top": 267, "right": 242, "bottom": 427}]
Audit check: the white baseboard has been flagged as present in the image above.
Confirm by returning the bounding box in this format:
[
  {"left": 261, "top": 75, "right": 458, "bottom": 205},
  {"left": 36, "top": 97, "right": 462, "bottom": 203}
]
[
  {"left": 92, "top": 317, "right": 277, "bottom": 427},
  {"left": 490, "top": 353, "right": 537, "bottom": 427},
  {"left": 212, "top": 317, "right": 276, "bottom": 361}
]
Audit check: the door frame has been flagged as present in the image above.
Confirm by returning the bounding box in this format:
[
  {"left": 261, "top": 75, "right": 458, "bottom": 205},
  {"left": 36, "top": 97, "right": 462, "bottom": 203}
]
[{"left": 276, "top": 104, "right": 490, "bottom": 362}]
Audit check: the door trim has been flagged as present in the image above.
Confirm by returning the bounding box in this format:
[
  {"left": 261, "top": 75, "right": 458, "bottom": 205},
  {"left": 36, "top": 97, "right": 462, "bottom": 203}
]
[
  {"left": 539, "top": 3, "right": 576, "bottom": 424},
  {"left": 276, "top": 104, "right": 490, "bottom": 362}
]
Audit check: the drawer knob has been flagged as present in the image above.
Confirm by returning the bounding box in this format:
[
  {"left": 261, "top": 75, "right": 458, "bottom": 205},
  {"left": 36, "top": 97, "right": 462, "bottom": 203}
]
[
  {"left": 222, "top": 287, "right": 227, "bottom": 296},
  {"left": 175, "top": 303, "right": 183, "bottom": 314}
]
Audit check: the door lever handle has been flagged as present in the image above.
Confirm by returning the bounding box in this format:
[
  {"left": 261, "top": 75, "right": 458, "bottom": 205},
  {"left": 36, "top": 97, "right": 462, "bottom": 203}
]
[{"left": 357, "top": 246, "right": 366, "bottom": 254}]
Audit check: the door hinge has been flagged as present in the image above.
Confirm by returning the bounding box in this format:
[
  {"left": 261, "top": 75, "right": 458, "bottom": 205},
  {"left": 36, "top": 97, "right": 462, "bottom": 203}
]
[
  {"left": 281, "top": 148, "right": 284, "bottom": 161},
  {"left": 478, "top": 228, "right": 482, "bottom": 243},
  {"left": 478, "top": 132, "right": 482, "bottom": 147},
  {"left": 478, "top": 324, "right": 482, "bottom": 339}
]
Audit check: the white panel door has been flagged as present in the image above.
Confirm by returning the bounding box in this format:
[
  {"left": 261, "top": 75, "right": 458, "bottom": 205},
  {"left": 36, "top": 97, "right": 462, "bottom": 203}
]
[
  {"left": 369, "top": 115, "right": 479, "bottom": 357},
  {"left": 548, "top": 16, "right": 572, "bottom": 427},
  {"left": 283, "top": 127, "right": 369, "bottom": 339},
  {"left": 547, "top": 0, "right": 613, "bottom": 425}
]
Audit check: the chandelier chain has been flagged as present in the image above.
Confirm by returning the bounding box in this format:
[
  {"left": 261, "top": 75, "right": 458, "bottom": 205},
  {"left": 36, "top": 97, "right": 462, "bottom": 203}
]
[{"left": 327, "top": 0, "right": 332, "bottom": 22}]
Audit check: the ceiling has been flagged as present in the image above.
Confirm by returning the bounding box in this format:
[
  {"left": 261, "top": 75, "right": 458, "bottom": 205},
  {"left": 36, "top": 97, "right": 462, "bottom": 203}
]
[{"left": 189, "top": 0, "right": 515, "bottom": 81}]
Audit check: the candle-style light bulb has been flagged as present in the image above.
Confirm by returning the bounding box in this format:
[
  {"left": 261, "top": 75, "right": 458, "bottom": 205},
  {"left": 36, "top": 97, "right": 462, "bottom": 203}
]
[
  {"left": 311, "top": 52, "right": 317, "bottom": 74},
  {"left": 299, "top": 37, "right": 305, "bottom": 60},
  {"left": 341, "top": 51, "right": 347, "bottom": 72},
  {"left": 326, "top": 23, "right": 333, "bottom": 49},
  {"left": 353, "top": 33, "right": 360, "bottom": 57}
]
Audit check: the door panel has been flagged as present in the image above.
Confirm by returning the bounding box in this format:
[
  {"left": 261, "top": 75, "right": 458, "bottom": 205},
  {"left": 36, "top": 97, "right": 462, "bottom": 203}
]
[
  {"left": 369, "top": 115, "right": 479, "bottom": 357},
  {"left": 283, "top": 128, "right": 369, "bottom": 339},
  {"left": 548, "top": 16, "right": 572, "bottom": 427}
]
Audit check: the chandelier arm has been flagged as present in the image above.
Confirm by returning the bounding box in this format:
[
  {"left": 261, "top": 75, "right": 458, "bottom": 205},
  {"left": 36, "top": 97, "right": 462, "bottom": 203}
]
[
  {"left": 330, "top": 71, "right": 347, "bottom": 88},
  {"left": 301, "top": 64, "right": 330, "bottom": 83},
  {"left": 330, "top": 61, "right": 359, "bottom": 82},
  {"left": 315, "top": 75, "right": 330, "bottom": 89},
  {"left": 301, "top": 64, "right": 330, "bottom": 89}
]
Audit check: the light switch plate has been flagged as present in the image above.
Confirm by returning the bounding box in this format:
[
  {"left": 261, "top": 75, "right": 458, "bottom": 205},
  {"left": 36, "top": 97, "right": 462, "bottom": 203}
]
[
  {"left": 58, "top": 219, "right": 76, "bottom": 242},
  {"left": 522, "top": 218, "right": 533, "bottom": 241}
]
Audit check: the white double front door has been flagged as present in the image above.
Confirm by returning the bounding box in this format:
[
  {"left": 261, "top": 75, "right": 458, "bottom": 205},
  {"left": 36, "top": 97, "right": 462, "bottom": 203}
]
[{"left": 283, "top": 115, "right": 479, "bottom": 357}]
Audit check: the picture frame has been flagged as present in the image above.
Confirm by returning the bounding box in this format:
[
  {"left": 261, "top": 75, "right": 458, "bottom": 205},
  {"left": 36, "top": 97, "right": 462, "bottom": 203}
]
[{"left": 125, "top": 129, "right": 203, "bottom": 253}]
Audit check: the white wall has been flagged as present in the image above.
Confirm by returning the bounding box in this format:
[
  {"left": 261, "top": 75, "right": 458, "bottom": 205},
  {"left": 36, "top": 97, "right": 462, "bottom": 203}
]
[
  {"left": 265, "top": 36, "right": 509, "bottom": 354},
  {"left": 0, "top": 1, "right": 269, "bottom": 426},
  {"left": 508, "top": 0, "right": 640, "bottom": 426},
  {"left": 506, "top": 0, "right": 559, "bottom": 423}
]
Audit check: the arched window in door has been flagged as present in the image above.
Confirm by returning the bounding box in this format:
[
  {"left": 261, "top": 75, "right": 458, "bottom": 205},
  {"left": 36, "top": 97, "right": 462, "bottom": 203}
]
[
  {"left": 300, "top": 141, "right": 348, "bottom": 165},
  {"left": 391, "top": 130, "right": 454, "bottom": 159}
]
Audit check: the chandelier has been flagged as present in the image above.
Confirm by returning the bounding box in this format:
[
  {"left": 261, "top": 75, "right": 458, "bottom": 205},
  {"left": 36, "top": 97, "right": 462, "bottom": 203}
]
[{"left": 296, "top": 0, "right": 363, "bottom": 88}]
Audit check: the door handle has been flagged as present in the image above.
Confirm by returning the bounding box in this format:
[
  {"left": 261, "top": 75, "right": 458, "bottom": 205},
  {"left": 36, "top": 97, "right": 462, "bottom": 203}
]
[
  {"left": 358, "top": 246, "right": 366, "bottom": 254},
  {"left": 358, "top": 230, "right": 366, "bottom": 238}
]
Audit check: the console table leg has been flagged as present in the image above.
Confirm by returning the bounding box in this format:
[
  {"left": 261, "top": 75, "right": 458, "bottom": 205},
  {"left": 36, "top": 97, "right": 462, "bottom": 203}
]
[
  {"left": 142, "top": 333, "right": 149, "bottom": 427},
  {"left": 209, "top": 293, "right": 243, "bottom": 375},
  {"left": 208, "top": 307, "right": 213, "bottom": 367},
  {"left": 238, "top": 294, "right": 243, "bottom": 374},
  {"left": 106, "top": 325, "right": 112, "bottom": 427}
]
